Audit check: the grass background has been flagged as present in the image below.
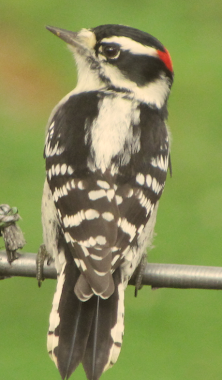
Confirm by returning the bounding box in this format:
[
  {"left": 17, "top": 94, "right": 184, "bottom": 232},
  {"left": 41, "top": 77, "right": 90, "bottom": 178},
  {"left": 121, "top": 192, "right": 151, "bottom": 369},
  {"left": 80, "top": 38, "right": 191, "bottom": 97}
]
[{"left": 1, "top": 1, "right": 222, "bottom": 379}]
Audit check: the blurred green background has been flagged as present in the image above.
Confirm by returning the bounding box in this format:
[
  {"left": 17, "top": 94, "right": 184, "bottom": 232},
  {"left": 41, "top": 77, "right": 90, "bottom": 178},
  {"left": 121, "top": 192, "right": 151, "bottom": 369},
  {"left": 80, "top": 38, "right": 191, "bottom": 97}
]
[{"left": 1, "top": 1, "right": 222, "bottom": 379}]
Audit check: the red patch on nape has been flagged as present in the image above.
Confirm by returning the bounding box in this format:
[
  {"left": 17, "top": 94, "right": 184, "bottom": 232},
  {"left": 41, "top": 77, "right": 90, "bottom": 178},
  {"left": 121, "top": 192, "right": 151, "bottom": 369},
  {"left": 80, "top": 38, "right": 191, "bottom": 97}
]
[{"left": 157, "top": 48, "right": 173, "bottom": 72}]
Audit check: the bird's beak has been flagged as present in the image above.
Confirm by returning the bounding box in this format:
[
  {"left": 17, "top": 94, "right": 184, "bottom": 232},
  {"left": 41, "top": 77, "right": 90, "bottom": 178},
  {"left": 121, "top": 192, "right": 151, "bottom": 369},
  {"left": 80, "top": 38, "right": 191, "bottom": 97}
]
[{"left": 46, "top": 26, "right": 90, "bottom": 55}]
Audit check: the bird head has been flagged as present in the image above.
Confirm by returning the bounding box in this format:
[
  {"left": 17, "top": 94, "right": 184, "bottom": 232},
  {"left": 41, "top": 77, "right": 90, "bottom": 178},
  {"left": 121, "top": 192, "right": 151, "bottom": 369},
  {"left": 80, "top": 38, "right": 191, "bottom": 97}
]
[{"left": 46, "top": 24, "right": 173, "bottom": 108}]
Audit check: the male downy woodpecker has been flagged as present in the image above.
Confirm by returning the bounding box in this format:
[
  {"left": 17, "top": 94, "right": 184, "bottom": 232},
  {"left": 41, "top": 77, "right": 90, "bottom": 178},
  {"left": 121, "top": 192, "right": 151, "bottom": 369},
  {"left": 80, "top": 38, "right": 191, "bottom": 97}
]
[{"left": 41, "top": 24, "right": 173, "bottom": 380}]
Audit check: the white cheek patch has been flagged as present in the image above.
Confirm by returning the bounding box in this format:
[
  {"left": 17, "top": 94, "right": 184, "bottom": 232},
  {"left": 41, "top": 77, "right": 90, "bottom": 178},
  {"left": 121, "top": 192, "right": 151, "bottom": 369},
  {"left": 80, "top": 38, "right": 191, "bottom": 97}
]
[{"left": 101, "top": 64, "right": 170, "bottom": 108}]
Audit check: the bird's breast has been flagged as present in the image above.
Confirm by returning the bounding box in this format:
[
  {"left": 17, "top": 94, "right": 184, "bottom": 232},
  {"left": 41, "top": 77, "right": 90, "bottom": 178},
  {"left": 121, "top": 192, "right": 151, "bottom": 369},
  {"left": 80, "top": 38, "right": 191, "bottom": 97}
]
[{"left": 88, "top": 95, "right": 141, "bottom": 173}]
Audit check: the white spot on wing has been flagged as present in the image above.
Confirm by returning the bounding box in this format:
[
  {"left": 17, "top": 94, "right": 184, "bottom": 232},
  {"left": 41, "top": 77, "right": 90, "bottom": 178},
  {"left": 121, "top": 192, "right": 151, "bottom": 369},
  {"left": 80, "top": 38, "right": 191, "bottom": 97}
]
[
  {"left": 78, "top": 237, "right": 97, "bottom": 247},
  {"left": 74, "top": 258, "right": 80, "bottom": 267},
  {"left": 64, "top": 232, "right": 72, "bottom": 243},
  {"left": 88, "top": 189, "right": 106, "bottom": 200},
  {"left": 61, "top": 184, "right": 68, "bottom": 196},
  {"left": 55, "top": 164, "right": 60, "bottom": 176},
  {"left": 85, "top": 209, "right": 100, "bottom": 220},
  {"left": 107, "top": 189, "right": 115, "bottom": 201},
  {"left": 136, "top": 190, "right": 152, "bottom": 215},
  {"left": 81, "top": 245, "right": 89, "bottom": 257},
  {"left": 95, "top": 235, "right": 107, "bottom": 245},
  {"left": 94, "top": 269, "right": 107, "bottom": 276},
  {"left": 66, "top": 181, "right": 71, "bottom": 191},
  {"left": 63, "top": 210, "right": 85, "bottom": 227},
  {"left": 49, "top": 121, "right": 55, "bottom": 131},
  {"left": 78, "top": 181, "right": 86, "bottom": 190},
  {"left": 90, "top": 253, "right": 103, "bottom": 261},
  {"left": 56, "top": 145, "right": 65, "bottom": 155},
  {"left": 126, "top": 188, "right": 134, "bottom": 198},
  {"left": 151, "top": 155, "right": 168, "bottom": 171},
  {"left": 45, "top": 141, "right": 63, "bottom": 158},
  {"left": 116, "top": 195, "right": 123, "bottom": 205},
  {"left": 97, "top": 180, "right": 110, "bottom": 189},
  {"left": 79, "top": 259, "right": 87, "bottom": 271},
  {"left": 111, "top": 246, "right": 120, "bottom": 252},
  {"left": 146, "top": 174, "right": 152, "bottom": 187},
  {"left": 61, "top": 164, "right": 67, "bottom": 175},
  {"left": 71, "top": 180, "right": 76, "bottom": 189},
  {"left": 119, "top": 218, "right": 136, "bottom": 242},
  {"left": 67, "top": 165, "right": 74, "bottom": 175},
  {"left": 102, "top": 212, "right": 114, "bottom": 221},
  {"left": 150, "top": 157, "right": 158, "bottom": 167},
  {"left": 47, "top": 168, "right": 52, "bottom": 180},
  {"left": 51, "top": 165, "right": 55, "bottom": 176},
  {"left": 136, "top": 173, "right": 145, "bottom": 186},
  {"left": 53, "top": 188, "right": 59, "bottom": 202}
]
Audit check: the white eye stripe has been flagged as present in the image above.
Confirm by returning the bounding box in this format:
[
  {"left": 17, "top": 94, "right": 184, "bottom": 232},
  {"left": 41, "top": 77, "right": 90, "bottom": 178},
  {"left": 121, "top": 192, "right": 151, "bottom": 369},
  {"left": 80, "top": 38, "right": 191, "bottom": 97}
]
[{"left": 101, "top": 36, "right": 158, "bottom": 57}]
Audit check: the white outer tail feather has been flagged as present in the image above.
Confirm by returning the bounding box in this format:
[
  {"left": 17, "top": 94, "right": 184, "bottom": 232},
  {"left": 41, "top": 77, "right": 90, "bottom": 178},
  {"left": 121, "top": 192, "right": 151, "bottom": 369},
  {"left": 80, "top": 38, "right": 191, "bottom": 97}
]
[
  {"left": 103, "top": 282, "right": 125, "bottom": 371},
  {"left": 47, "top": 262, "right": 66, "bottom": 367}
]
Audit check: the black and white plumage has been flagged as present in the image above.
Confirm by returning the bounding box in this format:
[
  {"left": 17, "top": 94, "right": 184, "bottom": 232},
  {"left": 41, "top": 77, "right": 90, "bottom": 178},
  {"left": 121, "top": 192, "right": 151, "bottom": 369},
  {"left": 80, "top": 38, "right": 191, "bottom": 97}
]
[{"left": 42, "top": 24, "right": 173, "bottom": 380}]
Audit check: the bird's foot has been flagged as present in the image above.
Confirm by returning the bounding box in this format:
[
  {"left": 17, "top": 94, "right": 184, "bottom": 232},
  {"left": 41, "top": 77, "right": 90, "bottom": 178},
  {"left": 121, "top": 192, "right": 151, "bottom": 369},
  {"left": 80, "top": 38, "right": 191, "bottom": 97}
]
[
  {"left": 134, "top": 253, "right": 147, "bottom": 297},
  {"left": 36, "top": 244, "right": 52, "bottom": 287}
]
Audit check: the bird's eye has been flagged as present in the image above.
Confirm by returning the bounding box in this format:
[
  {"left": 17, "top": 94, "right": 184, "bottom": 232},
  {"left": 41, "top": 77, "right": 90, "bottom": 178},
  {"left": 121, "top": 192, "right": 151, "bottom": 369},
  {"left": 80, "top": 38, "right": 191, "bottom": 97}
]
[{"left": 101, "top": 44, "right": 120, "bottom": 60}]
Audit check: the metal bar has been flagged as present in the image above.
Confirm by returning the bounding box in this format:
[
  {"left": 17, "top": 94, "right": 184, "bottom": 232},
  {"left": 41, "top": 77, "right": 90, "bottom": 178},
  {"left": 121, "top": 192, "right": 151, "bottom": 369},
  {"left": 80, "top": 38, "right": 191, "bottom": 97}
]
[
  {"left": 1, "top": 250, "right": 222, "bottom": 290},
  {"left": 0, "top": 251, "right": 56, "bottom": 279},
  {"left": 130, "top": 263, "right": 222, "bottom": 289}
]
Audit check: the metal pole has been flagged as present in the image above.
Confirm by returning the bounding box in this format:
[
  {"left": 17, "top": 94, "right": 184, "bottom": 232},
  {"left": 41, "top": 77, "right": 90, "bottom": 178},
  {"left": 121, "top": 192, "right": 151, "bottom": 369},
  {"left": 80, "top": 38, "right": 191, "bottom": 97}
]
[
  {"left": 130, "top": 262, "right": 222, "bottom": 289},
  {"left": 1, "top": 250, "right": 222, "bottom": 290},
  {"left": 0, "top": 251, "right": 56, "bottom": 279}
]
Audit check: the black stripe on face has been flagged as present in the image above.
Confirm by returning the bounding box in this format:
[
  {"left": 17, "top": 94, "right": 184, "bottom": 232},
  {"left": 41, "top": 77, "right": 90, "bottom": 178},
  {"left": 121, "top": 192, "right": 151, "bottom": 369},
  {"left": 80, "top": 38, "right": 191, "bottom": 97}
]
[{"left": 110, "top": 52, "right": 168, "bottom": 86}]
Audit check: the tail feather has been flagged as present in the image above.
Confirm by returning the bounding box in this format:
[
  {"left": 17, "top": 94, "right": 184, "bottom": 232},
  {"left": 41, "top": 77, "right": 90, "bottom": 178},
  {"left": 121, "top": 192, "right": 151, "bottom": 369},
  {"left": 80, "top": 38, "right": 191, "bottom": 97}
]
[
  {"left": 103, "top": 281, "right": 125, "bottom": 371},
  {"left": 82, "top": 269, "right": 124, "bottom": 380},
  {"left": 57, "top": 294, "right": 96, "bottom": 379},
  {"left": 47, "top": 263, "right": 66, "bottom": 367},
  {"left": 48, "top": 260, "right": 125, "bottom": 380},
  {"left": 48, "top": 257, "right": 96, "bottom": 379}
]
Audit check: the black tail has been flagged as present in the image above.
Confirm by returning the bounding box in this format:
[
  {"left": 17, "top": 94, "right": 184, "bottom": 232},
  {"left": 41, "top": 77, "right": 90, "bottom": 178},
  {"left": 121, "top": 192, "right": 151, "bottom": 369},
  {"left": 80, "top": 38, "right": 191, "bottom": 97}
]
[
  {"left": 83, "top": 269, "right": 124, "bottom": 380},
  {"left": 48, "top": 260, "right": 124, "bottom": 380},
  {"left": 57, "top": 260, "right": 97, "bottom": 379}
]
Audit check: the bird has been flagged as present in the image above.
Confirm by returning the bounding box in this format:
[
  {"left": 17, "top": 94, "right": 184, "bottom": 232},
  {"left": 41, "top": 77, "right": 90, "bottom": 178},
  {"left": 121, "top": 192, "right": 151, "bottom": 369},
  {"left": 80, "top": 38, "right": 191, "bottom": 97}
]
[{"left": 41, "top": 23, "right": 174, "bottom": 380}]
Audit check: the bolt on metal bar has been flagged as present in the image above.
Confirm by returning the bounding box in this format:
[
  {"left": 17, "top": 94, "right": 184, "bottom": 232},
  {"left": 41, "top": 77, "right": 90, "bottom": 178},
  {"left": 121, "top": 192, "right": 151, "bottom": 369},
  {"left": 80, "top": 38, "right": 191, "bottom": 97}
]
[{"left": 1, "top": 250, "right": 222, "bottom": 290}]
